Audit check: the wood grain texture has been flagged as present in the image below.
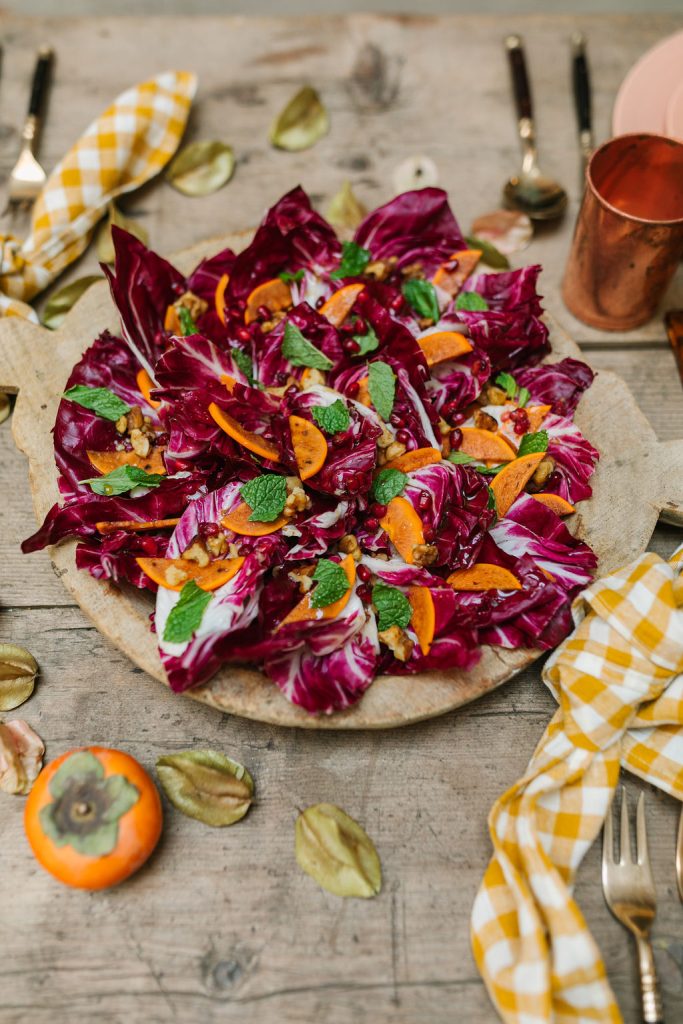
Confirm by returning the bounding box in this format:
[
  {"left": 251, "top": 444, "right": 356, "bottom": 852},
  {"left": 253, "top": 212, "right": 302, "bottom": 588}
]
[{"left": 0, "top": 14, "right": 682, "bottom": 1024}]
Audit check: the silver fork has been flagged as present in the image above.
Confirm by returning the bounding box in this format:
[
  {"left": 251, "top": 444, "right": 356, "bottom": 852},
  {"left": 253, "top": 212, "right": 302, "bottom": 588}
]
[
  {"left": 5, "top": 47, "right": 54, "bottom": 213},
  {"left": 602, "top": 788, "right": 664, "bottom": 1023}
]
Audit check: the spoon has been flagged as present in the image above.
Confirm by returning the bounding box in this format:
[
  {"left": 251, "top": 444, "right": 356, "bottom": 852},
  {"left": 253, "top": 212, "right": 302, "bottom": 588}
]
[{"left": 503, "top": 35, "right": 568, "bottom": 221}]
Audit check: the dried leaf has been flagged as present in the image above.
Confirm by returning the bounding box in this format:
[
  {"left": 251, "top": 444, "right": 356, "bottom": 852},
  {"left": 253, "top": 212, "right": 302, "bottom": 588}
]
[
  {"left": 96, "top": 203, "right": 149, "bottom": 264},
  {"left": 166, "top": 141, "right": 235, "bottom": 197},
  {"left": 42, "top": 276, "right": 103, "bottom": 330},
  {"left": 392, "top": 155, "right": 438, "bottom": 194},
  {"left": 0, "top": 644, "right": 38, "bottom": 711},
  {"left": 156, "top": 749, "right": 253, "bottom": 826},
  {"left": 0, "top": 720, "right": 44, "bottom": 795},
  {"left": 470, "top": 209, "right": 533, "bottom": 256},
  {"left": 270, "top": 86, "right": 329, "bottom": 152},
  {"left": 295, "top": 803, "right": 382, "bottom": 899},
  {"left": 325, "top": 181, "right": 367, "bottom": 232},
  {"left": 0, "top": 394, "right": 9, "bottom": 425}
]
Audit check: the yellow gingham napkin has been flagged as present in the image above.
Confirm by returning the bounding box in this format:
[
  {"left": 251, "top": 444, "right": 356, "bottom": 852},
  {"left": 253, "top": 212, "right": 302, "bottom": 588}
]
[
  {"left": 471, "top": 543, "right": 683, "bottom": 1024},
  {"left": 0, "top": 70, "right": 197, "bottom": 321}
]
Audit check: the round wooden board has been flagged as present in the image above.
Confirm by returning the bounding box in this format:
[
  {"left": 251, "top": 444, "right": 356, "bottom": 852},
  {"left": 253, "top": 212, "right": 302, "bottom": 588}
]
[{"left": 1, "top": 232, "right": 682, "bottom": 729}]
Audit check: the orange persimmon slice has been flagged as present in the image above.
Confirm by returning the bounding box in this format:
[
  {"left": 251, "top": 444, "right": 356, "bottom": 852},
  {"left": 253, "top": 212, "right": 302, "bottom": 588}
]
[
  {"left": 378, "top": 496, "right": 425, "bottom": 564},
  {"left": 319, "top": 283, "right": 365, "bottom": 327},
  {"left": 447, "top": 564, "right": 522, "bottom": 591},
  {"left": 136, "top": 556, "right": 245, "bottom": 592},
  {"left": 383, "top": 447, "right": 442, "bottom": 473},
  {"left": 208, "top": 402, "right": 280, "bottom": 461},
  {"left": 164, "top": 304, "right": 181, "bottom": 334},
  {"left": 220, "top": 373, "right": 236, "bottom": 392},
  {"left": 278, "top": 555, "right": 356, "bottom": 628},
  {"left": 95, "top": 518, "right": 180, "bottom": 535},
  {"left": 432, "top": 249, "right": 482, "bottom": 297},
  {"left": 215, "top": 273, "right": 230, "bottom": 325},
  {"left": 355, "top": 375, "right": 371, "bottom": 408},
  {"left": 531, "top": 493, "right": 575, "bottom": 516},
  {"left": 86, "top": 448, "right": 166, "bottom": 477},
  {"left": 525, "top": 404, "right": 552, "bottom": 433},
  {"left": 489, "top": 452, "right": 545, "bottom": 517},
  {"left": 222, "top": 502, "right": 288, "bottom": 537},
  {"left": 459, "top": 427, "right": 516, "bottom": 462},
  {"left": 244, "top": 278, "right": 292, "bottom": 325},
  {"left": 289, "top": 415, "right": 328, "bottom": 481},
  {"left": 136, "top": 368, "right": 161, "bottom": 409},
  {"left": 407, "top": 585, "right": 435, "bottom": 656},
  {"left": 418, "top": 331, "right": 473, "bottom": 366}
]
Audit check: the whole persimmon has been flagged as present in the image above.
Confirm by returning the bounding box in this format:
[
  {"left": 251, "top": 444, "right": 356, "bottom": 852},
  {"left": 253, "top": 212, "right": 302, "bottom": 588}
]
[{"left": 24, "top": 746, "right": 162, "bottom": 889}]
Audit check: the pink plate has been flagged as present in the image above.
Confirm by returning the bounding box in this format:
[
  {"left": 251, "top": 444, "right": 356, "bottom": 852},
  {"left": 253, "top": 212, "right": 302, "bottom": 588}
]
[
  {"left": 613, "top": 29, "right": 683, "bottom": 137},
  {"left": 665, "top": 79, "right": 683, "bottom": 140}
]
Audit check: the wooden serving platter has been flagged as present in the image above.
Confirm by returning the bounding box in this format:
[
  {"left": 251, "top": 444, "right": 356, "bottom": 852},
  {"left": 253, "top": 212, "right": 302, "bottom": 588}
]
[{"left": 1, "top": 232, "right": 682, "bottom": 730}]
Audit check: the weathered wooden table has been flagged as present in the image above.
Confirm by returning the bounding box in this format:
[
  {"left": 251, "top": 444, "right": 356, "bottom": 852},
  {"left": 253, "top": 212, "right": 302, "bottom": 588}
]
[{"left": 1, "top": 14, "right": 682, "bottom": 1024}]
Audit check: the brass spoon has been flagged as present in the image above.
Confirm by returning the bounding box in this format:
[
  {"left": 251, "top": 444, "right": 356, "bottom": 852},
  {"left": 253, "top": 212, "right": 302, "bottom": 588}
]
[{"left": 503, "top": 35, "right": 568, "bottom": 221}]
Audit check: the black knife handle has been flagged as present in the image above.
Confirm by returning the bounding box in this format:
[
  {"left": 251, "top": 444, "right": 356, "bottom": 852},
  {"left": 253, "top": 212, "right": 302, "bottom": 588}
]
[
  {"left": 505, "top": 35, "right": 533, "bottom": 121},
  {"left": 572, "top": 35, "right": 591, "bottom": 133},
  {"left": 28, "top": 47, "right": 54, "bottom": 118}
]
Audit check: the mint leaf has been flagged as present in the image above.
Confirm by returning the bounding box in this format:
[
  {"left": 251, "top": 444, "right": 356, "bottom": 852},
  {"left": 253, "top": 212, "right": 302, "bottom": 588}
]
[
  {"left": 465, "top": 234, "right": 510, "bottom": 270},
  {"left": 447, "top": 451, "right": 477, "bottom": 465},
  {"left": 310, "top": 558, "right": 351, "bottom": 609},
  {"left": 282, "top": 322, "right": 333, "bottom": 371},
  {"left": 372, "top": 468, "right": 407, "bottom": 505},
  {"left": 448, "top": 451, "right": 502, "bottom": 474},
  {"left": 240, "top": 474, "right": 287, "bottom": 522},
  {"left": 487, "top": 486, "right": 497, "bottom": 512},
  {"left": 402, "top": 279, "right": 439, "bottom": 322},
  {"left": 231, "top": 347, "right": 256, "bottom": 387},
  {"left": 163, "top": 580, "right": 213, "bottom": 644},
  {"left": 85, "top": 465, "right": 165, "bottom": 496},
  {"left": 64, "top": 385, "right": 130, "bottom": 422},
  {"left": 517, "top": 431, "right": 549, "bottom": 457},
  {"left": 372, "top": 582, "right": 412, "bottom": 632},
  {"left": 455, "top": 291, "right": 488, "bottom": 312},
  {"left": 353, "top": 321, "right": 379, "bottom": 356},
  {"left": 476, "top": 464, "right": 505, "bottom": 476},
  {"left": 495, "top": 372, "right": 517, "bottom": 400},
  {"left": 330, "top": 241, "right": 371, "bottom": 280},
  {"left": 517, "top": 386, "right": 530, "bottom": 408},
  {"left": 279, "top": 269, "right": 305, "bottom": 283},
  {"left": 368, "top": 360, "right": 396, "bottom": 421},
  {"left": 178, "top": 306, "right": 197, "bottom": 336},
  {"left": 311, "top": 399, "right": 350, "bottom": 435}
]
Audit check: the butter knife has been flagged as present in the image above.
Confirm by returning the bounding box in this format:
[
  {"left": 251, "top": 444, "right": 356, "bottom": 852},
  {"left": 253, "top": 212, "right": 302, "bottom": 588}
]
[{"left": 571, "top": 32, "right": 593, "bottom": 189}]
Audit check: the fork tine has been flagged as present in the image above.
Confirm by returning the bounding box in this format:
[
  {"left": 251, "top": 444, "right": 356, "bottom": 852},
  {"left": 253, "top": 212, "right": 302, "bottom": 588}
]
[
  {"left": 620, "top": 786, "right": 632, "bottom": 863},
  {"left": 636, "top": 791, "right": 650, "bottom": 867},
  {"left": 603, "top": 791, "right": 615, "bottom": 868}
]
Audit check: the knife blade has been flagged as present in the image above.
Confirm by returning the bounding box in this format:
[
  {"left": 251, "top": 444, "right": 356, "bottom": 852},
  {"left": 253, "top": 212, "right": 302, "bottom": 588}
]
[{"left": 571, "top": 32, "right": 593, "bottom": 189}]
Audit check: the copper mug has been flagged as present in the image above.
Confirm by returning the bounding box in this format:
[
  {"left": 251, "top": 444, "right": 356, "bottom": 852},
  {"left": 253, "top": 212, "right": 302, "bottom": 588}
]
[{"left": 562, "top": 133, "right": 683, "bottom": 331}]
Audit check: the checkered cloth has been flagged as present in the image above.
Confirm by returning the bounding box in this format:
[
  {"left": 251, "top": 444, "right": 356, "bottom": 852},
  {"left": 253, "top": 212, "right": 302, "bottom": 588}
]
[
  {"left": 0, "top": 70, "right": 196, "bottom": 321},
  {"left": 471, "top": 544, "right": 683, "bottom": 1023}
]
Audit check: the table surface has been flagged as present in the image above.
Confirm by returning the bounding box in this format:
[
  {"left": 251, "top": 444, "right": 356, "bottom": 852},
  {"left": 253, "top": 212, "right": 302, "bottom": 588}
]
[{"left": 1, "top": 14, "right": 682, "bottom": 1024}]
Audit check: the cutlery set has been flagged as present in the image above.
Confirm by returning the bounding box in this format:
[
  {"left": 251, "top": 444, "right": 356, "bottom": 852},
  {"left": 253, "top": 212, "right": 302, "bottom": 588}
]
[{"left": 4, "top": 46, "right": 53, "bottom": 214}]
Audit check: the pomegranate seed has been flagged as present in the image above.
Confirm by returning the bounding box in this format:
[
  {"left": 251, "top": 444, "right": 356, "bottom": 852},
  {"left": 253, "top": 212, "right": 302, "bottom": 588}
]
[
  {"left": 236, "top": 327, "right": 252, "bottom": 344},
  {"left": 471, "top": 359, "right": 482, "bottom": 376},
  {"left": 257, "top": 304, "right": 271, "bottom": 320},
  {"left": 442, "top": 400, "right": 460, "bottom": 418},
  {"left": 140, "top": 536, "right": 158, "bottom": 555},
  {"left": 235, "top": 299, "right": 247, "bottom": 313},
  {"left": 390, "top": 413, "right": 406, "bottom": 427},
  {"left": 285, "top": 385, "right": 299, "bottom": 399},
  {"left": 390, "top": 294, "right": 405, "bottom": 312},
  {"left": 396, "top": 428, "right": 410, "bottom": 445},
  {"left": 315, "top": 296, "right": 325, "bottom": 310},
  {"left": 227, "top": 306, "right": 242, "bottom": 321},
  {"left": 353, "top": 319, "right": 367, "bottom": 335},
  {"left": 357, "top": 583, "right": 372, "bottom": 603},
  {"left": 343, "top": 338, "right": 360, "bottom": 354},
  {"left": 423, "top": 525, "right": 435, "bottom": 542},
  {"left": 357, "top": 564, "right": 372, "bottom": 583},
  {"left": 154, "top": 432, "right": 169, "bottom": 446},
  {"left": 370, "top": 503, "right": 387, "bottom": 518},
  {"left": 348, "top": 477, "right": 361, "bottom": 494},
  {"left": 450, "top": 427, "right": 463, "bottom": 449},
  {"left": 364, "top": 516, "right": 379, "bottom": 531},
  {"left": 347, "top": 380, "right": 359, "bottom": 397},
  {"left": 340, "top": 321, "right": 356, "bottom": 335},
  {"left": 418, "top": 491, "right": 430, "bottom": 511}
]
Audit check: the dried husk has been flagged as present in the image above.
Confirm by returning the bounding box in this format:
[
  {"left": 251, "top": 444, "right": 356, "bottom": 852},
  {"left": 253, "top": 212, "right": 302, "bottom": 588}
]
[
  {"left": 270, "top": 86, "right": 329, "bottom": 152},
  {"left": 325, "top": 181, "right": 367, "bottom": 232},
  {"left": 96, "top": 203, "right": 149, "bottom": 264},
  {"left": 42, "top": 276, "right": 103, "bottom": 330},
  {"left": 0, "top": 720, "right": 45, "bottom": 795},
  {"left": 166, "top": 141, "right": 235, "bottom": 197},
  {"left": 0, "top": 394, "right": 9, "bottom": 425},
  {"left": 392, "top": 155, "right": 439, "bottom": 194},
  {"left": 0, "top": 644, "right": 38, "bottom": 711},
  {"left": 156, "top": 749, "right": 253, "bottom": 826},
  {"left": 295, "top": 803, "right": 382, "bottom": 899}
]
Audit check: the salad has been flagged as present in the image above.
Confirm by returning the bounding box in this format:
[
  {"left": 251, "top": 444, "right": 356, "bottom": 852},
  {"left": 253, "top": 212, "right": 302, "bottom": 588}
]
[{"left": 23, "top": 187, "right": 599, "bottom": 714}]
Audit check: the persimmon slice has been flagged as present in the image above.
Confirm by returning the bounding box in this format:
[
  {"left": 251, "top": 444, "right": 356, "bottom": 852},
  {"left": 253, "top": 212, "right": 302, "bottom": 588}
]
[
  {"left": 355, "top": 375, "right": 371, "bottom": 408},
  {"left": 95, "top": 518, "right": 180, "bottom": 535},
  {"left": 220, "top": 373, "right": 236, "bottom": 392},
  {"left": 383, "top": 447, "right": 442, "bottom": 473},
  {"left": 164, "top": 304, "right": 181, "bottom": 334},
  {"left": 418, "top": 331, "right": 473, "bottom": 366},
  {"left": 136, "top": 368, "right": 161, "bottom": 409},
  {"left": 222, "top": 502, "right": 288, "bottom": 536},
  {"left": 136, "top": 556, "right": 245, "bottom": 592},
  {"left": 447, "top": 564, "right": 521, "bottom": 591},
  {"left": 278, "top": 555, "right": 356, "bottom": 628},
  {"left": 525, "top": 404, "right": 552, "bottom": 433},
  {"left": 87, "top": 448, "right": 166, "bottom": 476},
  {"left": 489, "top": 452, "right": 545, "bottom": 517},
  {"left": 289, "top": 415, "right": 328, "bottom": 480},
  {"left": 378, "top": 496, "right": 425, "bottom": 564},
  {"left": 319, "top": 283, "right": 365, "bottom": 327},
  {"left": 407, "top": 585, "right": 435, "bottom": 655},
  {"left": 459, "top": 427, "right": 516, "bottom": 463},
  {"left": 531, "top": 493, "right": 576, "bottom": 516},
  {"left": 208, "top": 402, "right": 280, "bottom": 461},
  {"left": 215, "top": 273, "right": 230, "bottom": 325},
  {"left": 432, "top": 249, "right": 482, "bottom": 297},
  {"left": 244, "top": 278, "right": 292, "bottom": 325}
]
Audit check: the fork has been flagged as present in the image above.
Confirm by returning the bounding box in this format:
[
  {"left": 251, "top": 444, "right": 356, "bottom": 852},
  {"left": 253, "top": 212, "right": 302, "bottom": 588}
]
[
  {"left": 5, "top": 47, "right": 54, "bottom": 213},
  {"left": 602, "top": 788, "right": 664, "bottom": 1023}
]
